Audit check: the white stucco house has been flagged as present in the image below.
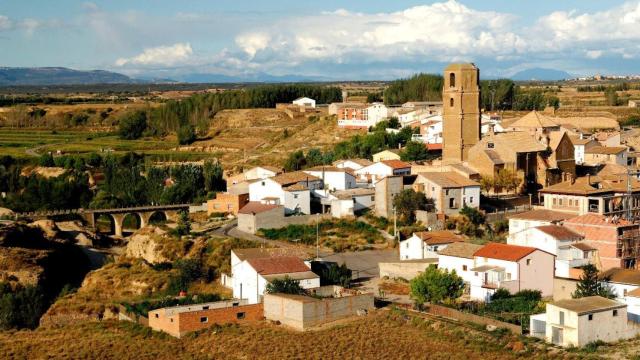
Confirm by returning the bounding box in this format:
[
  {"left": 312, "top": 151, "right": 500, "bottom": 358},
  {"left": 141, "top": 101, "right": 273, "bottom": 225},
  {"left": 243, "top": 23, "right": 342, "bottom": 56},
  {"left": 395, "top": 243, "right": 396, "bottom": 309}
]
[
  {"left": 570, "top": 137, "right": 598, "bottom": 165},
  {"left": 437, "top": 242, "right": 483, "bottom": 286},
  {"left": 230, "top": 253, "right": 320, "bottom": 304},
  {"left": 328, "top": 188, "right": 376, "bottom": 218},
  {"left": 399, "top": 231, "right": 464, "bottom": 260},
  {"left": 530, "top": 296, "right": 639, "bottom": 347},
  {"left": 413, "top": 172, "right": 481, "bottom": 215},
  {"left": 507, "top": 224, "right": 595, "bottom": 277},
  {"left": 469, "top": 243, "right": 556, "bottom": 302},
  {"left": 601, "top": 268, "right": 640, "bottom": 322},
  {"left": 333, "top": 158, "right": 373, "bottom": 171},
  {"left": 355, "top": 160, "right": 411, "bottom": 184},
  {"left": 248, "top": 171, "right": 322, "bottom": 215},
  {"left": 507, "top": 210, "right": 573, "bottom": 237},
  {"left": 293, "top": 97, "right": 316, "bottom": 108},
  {"left": 302, "top": 166, "right": 356, "bottom": 191}
]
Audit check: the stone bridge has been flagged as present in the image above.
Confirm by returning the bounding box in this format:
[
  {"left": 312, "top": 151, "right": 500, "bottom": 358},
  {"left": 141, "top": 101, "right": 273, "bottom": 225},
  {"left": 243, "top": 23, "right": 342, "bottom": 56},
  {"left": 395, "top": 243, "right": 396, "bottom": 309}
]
[
  {"left": 82, "top": 204, "right": 191, "bottom": 237},
  {"left": 17, "top": 204, "right": 191, "bottom": 237}
]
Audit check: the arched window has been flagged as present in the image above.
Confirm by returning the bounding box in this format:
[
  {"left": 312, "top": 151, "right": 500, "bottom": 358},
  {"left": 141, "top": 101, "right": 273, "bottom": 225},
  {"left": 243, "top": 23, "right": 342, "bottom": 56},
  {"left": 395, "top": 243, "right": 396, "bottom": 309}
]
[
  {"left": 450, "top": 98, "right": 454, "bottom": 107},
  {"left": 450, "top": 72, "right": 456, "bottom": 87}
]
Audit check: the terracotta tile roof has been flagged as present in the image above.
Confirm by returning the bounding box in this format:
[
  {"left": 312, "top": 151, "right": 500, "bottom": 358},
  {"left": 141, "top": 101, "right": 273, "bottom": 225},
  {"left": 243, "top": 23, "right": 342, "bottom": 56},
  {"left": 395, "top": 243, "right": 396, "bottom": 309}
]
[
  {"left": 558, "top": 117, "right": 619, "bottom": 131},
  {"left": 270, "top": 171, "right": 320, "bottom": 186},
  {"left": 473, "top": 243, "right": 540, "bottom": 262},
  {"left": 414, "top": 231, "right": 464, "bottom": 246},
  {"left": 535, "top": 225, "right": 583, "bottom": 240},
  {"left": 438, "top": 242, "right": 483, "bottom": 259},
  {"left": 627, "top": 288, "right": 640, "bottom": 298},
  {"left": 303, "top": 166, "right": 356, "bottom": 177},
  {"left": 548, "top": 131, "right": 569, "bottom": 151},
  {"left": 600, "top": 268, "right": 640, "bottom": 286},
  {"left": 541, "top": 174, "right": 640, "bottom": 196},
  {"left": 510, "top": 110, "right": 559, "bottom": 129},
  {"left": 283, "top": 183, "right": 308, "bottom": 191},
  {"left": 246, "top": 256, "right": 312, "bottom": 275},
  {"left": 570, "top": 242, "right": 597, "bottom": 252},
  {"left": 550, "top": 296, "right": 625, "bottom": 315},
  {"left": 381, "top": 159, "right": 411, "bottom": 169},
  {"left": 449, "top": 163, "right": 479, "bottom": 176},
  {"left": 564, "top": 213, "right": 634, "bottom": 227},
  {"left": 417, "top": 172, "right": 480, "bottom": 188},
  {"left": 509, "top": 210, "right": 573, "bottom": 222},
  {"left": 585, "top": 146, "right": 627, "bottom": 155},
  {"left": 238, "top": 202, "right": 281, "bottom": 215},
  {"left": 427, "top": 143, "right": 443, "bottom": 150},
  {"left": 232, "top": 248, "right": 311, "bottom": 261}
]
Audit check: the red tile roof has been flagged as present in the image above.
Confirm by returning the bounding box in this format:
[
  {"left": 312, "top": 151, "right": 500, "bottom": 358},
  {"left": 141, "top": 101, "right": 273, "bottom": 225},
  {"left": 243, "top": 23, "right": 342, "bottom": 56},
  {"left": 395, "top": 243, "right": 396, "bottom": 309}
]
[
  {"left": 564, "top": 213, "right": 634, "bottom": 227},
  {"left": 427, "top": 143, "right": 443, "bottom": 150},
  {"left": 535, "top": 225, "right": 583, "bottom": 240},
  {"left": 473, "top": 243, "right": 540, "bottom": 262},
  {"left": 381, "top": 159, "right": 411, "bottom": 169},
  {"left": 246, "top": 256, "right": 311, "bottom": 275},
  {"left": 238, "top": 202, "right": 281, "bottom": 215}
]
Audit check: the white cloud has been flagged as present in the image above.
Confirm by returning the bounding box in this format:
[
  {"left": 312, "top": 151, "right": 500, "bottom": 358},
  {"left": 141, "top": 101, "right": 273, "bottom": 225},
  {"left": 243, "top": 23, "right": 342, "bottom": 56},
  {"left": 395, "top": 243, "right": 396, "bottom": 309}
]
[
  {"left": 0, "top": 15, "right": 11, "bottom": 31},
  {"left": 235, "top": 33, "right": 271, "bottom": 58},
  {"left": 115, "top": 43, "right": 193, "bottom": 66},
  {"left": 585, "top": 50, "right": 603, "bottom": 59}
]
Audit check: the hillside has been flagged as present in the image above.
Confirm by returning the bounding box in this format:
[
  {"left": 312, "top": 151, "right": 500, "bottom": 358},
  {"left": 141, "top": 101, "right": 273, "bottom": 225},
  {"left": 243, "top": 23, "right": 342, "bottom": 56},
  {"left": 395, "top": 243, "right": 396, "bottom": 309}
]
[{"left": 0, "top": 67, "right": 135, "bottom": 85}]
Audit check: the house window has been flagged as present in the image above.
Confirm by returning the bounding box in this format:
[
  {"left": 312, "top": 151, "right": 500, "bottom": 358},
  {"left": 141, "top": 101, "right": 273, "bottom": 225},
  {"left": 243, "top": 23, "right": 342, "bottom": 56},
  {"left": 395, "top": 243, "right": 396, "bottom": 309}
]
[
  {"left": 445, "top": 189, "right": 449, "bottom": 195},
  {"left": 624, "top": 289, "right": 628, "bottom": 296},
  {"left": 487, "top": 142, "right": 494, "bottom": 149},
  {"left": 233, "top": 302, "right": 239, "bottom": 307},
  {"left": 170, "top": 318, "right": 174, "bottom": 323},
  {"left": 432, "top": 187, "right": 435, "bottom": 192},
  {"left": 294, "top": 194, "right": 299, "bottom": 199},
  {"left": 588, "top": 314, "right": 593, "bottom": 321},
  {"left": 470, "top": 196, "right": 474, "bottom": 203},
  {"left": 155, "top": 314, "right": 159, "bottom": 318},
  {"left": 202, "top": 306, "right": 209, "bottom": 310},
  {"left": 200, "top": 317, "right": 208, "bottom": 323},
  {"left": 450, "top": 98, "right": 454, "bottom": 107},
  {"left": 261, "top": 181, "right": 265, "bottom": 186},
  {"left": 463, "top": 265, "right": 468, "bottom": 271},
  {"left": 613, "top": 309, "right": 618, "bottom": 317},
  {"left": 371, "top": 196, "right": 375, "bottom": 201},
  {"left": 405, "top": 242, "right": 409, "bottom": 249},
  {"left": 237, "top": 312, "right": 246, "bottom": 320},
  {"left": 474, "top": 272, "right": 478, "bottom": 276},
  {"left": 449, "top": 198, "right": 455, "bottom": 208},
  {"left": 526, "top": 259, "right": 532, "bottom": 266}
]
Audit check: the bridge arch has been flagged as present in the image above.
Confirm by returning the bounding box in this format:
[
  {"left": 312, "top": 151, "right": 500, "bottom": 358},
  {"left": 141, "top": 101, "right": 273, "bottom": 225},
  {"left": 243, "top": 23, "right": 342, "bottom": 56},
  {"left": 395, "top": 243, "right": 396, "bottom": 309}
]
[
  {"left": 147, "top": 211, "right": 167, "bottom": 225},
  {"left": 121, "top": 213, "right": 143, "bottom": 235},
  {"left": 95, "top": 214, "right": 116, "bottom": 235}
]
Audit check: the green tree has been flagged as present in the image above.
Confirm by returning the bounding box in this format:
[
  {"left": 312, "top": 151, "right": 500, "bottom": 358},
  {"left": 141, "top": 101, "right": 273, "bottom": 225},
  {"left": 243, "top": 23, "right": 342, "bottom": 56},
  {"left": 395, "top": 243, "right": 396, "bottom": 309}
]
[
  {"left": 319, "top": 263, "right": 352, "bottom": 287},
  {"left": 410, "top": 265, "right": 464, "bottom": 305},
  {"left": 203, "top": 160, "right": 225, "bottom": 193},
  {"left": 460, "top": 206, "right": 485, "bottom": 226},
  {"left": 496, "top": 169, "right": 520, "bottom": 194},
  {"left": 265, "top": 276, "right": 305, "bottom": 295},
  {"left": 572, "top": 264, "right": 615, "bottom": 299},
  {"left": 38, "top": 153, "right": 55, "bottom": 167},
  {"left": 305, "top": 148, "right": 324, "bottom": 167},
  {"left": 177, "top": 124, "right": 196, "bottom": 145},
  {"left": 175, "top": 211, "right": 191, "bottom": 236},
  {"left": 604, "top": 87, "right": 619, "bottom": 106},
  {"left": 118, "top": 110, "right": 148, "bottom": 140},
  {"left": 401, "top": 141, "right": 430, "bottom": 161},
  {"left": 392, "top": 189, "right": 431, "bottom": 224},
  {"left": 284, "top": 150, "right": 306, "bottom": 171}
]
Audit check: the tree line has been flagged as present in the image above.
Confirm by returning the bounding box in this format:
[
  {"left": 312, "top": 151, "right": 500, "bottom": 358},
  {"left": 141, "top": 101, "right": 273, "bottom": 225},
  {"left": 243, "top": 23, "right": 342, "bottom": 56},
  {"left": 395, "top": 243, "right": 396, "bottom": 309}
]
[{"left": 0, "top": 152, "right": 226, "bottom": 212}]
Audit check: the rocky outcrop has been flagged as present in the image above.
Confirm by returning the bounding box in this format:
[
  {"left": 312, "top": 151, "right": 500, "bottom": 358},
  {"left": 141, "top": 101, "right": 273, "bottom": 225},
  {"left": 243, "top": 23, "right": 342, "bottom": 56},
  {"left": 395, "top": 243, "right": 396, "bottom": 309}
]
[{"left": 124, "top": 226, "right": 171, "bottom": 264}]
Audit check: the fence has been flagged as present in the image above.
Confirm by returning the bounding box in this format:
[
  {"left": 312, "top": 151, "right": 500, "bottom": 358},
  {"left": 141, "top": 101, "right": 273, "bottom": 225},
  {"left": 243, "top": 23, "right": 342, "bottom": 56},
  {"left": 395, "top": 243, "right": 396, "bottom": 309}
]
[
  {"left": 423, "top": 303, "right": 522, "bottom": 334},
  {"left": 485, "top": 205, "right": 532, "bottom": 223}
]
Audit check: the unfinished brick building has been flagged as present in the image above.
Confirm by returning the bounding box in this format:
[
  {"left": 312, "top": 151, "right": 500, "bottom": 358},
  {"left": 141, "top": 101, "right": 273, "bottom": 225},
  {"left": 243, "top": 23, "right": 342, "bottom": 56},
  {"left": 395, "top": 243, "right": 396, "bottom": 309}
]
[
  {"left": 563, "top": 214, "right": 640, "bottom": 271},
  {"left": 148, "top": 300, "right": 263, "bottom": 338}
]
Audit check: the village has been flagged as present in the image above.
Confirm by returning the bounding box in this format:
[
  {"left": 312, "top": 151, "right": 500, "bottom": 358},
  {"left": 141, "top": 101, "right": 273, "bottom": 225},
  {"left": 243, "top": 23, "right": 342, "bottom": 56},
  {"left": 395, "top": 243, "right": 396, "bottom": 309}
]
[{"left": 24, "top": 63, "right": 631, "bottom": 351}]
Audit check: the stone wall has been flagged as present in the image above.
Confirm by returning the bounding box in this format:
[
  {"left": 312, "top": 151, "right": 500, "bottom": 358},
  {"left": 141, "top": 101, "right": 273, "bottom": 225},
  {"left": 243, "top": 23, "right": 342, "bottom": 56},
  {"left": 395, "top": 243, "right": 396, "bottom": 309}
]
[
  {"left": 425, "top": 304, "right": 522, "bottom": 334},
  {"left": 379, "top": 260, "right": 435, "bottom": 280}
]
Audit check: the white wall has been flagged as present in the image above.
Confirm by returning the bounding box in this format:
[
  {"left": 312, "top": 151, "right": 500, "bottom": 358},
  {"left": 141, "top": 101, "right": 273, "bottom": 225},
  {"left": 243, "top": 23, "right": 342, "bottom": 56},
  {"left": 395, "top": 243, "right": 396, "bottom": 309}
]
[
  {"left": 438, "top": 255, "right": 475, "bottom": 284},
  {"left": 367, "top": 103, "right": 388, "bottom": 124},
  {"left": 355, "top": 163, "right": 394, "bottom": 183},
  {"left": 293, "top": 97, "right": 316, "bottom": 108},
  {"left": 249, "top": 178, "right": 285, "bottom": 205},
  {"left": 399, "top": 234, "right": 441, "bottom": 260},
  {"left": 283, "top": 189, "right": 311, "bottom": 215},
  {"left": 303, "top": 170, "right": 356, "bottom": 191}
]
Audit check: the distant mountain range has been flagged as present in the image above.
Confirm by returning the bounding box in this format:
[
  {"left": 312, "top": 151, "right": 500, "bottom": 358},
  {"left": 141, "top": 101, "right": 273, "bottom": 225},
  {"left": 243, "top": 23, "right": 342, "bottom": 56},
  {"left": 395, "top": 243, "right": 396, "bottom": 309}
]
[
  {"left": 510, "top": 68, "right": 573, "bottom": 81},
  {"left": 0, "top": 67, "right": 137, "bottom": 85},
  {"left": 0, "top": 66, "right": 576, "bottom": 86}
]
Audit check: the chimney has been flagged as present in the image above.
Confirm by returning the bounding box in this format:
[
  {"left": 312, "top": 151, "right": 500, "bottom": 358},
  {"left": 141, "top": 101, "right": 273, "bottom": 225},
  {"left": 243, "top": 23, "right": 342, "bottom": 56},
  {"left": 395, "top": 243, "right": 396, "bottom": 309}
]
[{"left": 487, "top": 124, "right": 495, "bottom": 136}]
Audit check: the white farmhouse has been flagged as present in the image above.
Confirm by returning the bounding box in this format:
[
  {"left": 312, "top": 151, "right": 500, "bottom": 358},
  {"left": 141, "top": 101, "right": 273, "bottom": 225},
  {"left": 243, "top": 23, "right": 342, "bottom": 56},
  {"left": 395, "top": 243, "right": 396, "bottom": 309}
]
[
  {"left": 569, "top": 137, "right": 598, "bottom": 165},
  {"left": 399, "top": 231, "right": 464, "bottom": 260},
  {"left": 333, "top": 158, "right": 373, "bottom": 171},
  {"left": 507, "top": 210, "right": 573, "bottom": 236},
  {"left": 437, "top": 242, "right": 483, "bottom": 285},
  {"left": 507, "top": 224, "right": 595, "bottom": 277},
  {"left": 470, "top": 243, "right": 556, "bottom": 302},
  {"left": 248, "top": 171, "right": 322, "bottom": 215},
  {"left": 292, "top": 97, "right": 316, "bottom": 108},
  {"left": 231, "top": 254, "right": 320, "bottom": 304},
  {"left": 601, "top": 268, "right": 640, "bottom": 322},
  {"left": 529, "top": 296, "right": 638, "bottom": 347},
  {"left": 413, "top": 172, "right": 481, "bottom": 215},
  {"left": 355, "top": 160, "right": 411, "bottom": 184},
  {"left": 302, "top": 166, "right": 356, "bottom": 191},
  {"left": 328, "top": 188, "right": 376, "bottom": 218}
]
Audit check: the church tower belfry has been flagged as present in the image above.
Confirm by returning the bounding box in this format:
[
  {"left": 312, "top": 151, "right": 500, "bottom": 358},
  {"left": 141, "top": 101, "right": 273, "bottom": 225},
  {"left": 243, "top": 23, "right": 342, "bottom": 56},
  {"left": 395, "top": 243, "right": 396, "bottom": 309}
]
[{"left": 442, "top": 63, "right": 481, "bottom": 164}]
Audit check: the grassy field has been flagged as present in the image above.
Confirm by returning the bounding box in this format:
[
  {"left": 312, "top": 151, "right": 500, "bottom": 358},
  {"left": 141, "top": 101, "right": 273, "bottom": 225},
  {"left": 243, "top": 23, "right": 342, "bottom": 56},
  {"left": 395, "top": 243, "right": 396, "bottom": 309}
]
[
  {"left": 0, "top": 128, "right": 217, "bottom": 161},
  {"left": 0, "top": 310, "right": 573, "bottom": 359}
]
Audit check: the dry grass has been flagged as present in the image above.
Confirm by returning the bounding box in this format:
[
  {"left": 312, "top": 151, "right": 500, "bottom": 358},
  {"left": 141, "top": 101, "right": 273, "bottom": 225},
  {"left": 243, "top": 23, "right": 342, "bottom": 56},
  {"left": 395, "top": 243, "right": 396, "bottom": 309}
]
[
  {"left": 378, "top": 279, "right": 410, "bottom": 295},
  {"left": 0, "top": 310, "right": 565, "bottom": 359}
]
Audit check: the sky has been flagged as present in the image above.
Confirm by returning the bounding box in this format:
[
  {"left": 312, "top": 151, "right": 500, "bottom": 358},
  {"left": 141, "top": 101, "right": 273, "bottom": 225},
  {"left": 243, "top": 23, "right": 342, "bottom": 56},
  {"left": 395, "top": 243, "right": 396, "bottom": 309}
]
[{"left": 1, "top": 0, "right": 640, "bottom": 80}]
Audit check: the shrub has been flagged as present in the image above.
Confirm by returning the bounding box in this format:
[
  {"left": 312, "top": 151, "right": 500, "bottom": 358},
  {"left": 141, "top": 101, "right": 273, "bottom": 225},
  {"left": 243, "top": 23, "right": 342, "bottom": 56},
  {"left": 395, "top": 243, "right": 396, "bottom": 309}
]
[
  {"left": 410, "top": 265, "right": 464, "bottom": 305},
  {"left": 265, "top": 276, "right": 304, "bottom": 295},
  {"left": 0, "top": 283, "right": 48, "bottom": 330},
  {"left": 177, "top": 124, "right": 196, "bottom": 145},
  {"left": 118, "top": 110, "right": 148, "bottom": 140},
  {"left": 491, "top": 288, "right": 511, "bottom": 301}
]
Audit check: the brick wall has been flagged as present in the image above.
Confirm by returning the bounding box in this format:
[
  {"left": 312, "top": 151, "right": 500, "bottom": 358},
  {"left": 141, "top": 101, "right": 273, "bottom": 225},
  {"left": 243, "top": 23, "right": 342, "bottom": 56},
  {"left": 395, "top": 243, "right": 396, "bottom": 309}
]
[
  {"left": 207, "top": 193, "right": 250, "bottom": 215},
  {"left": 149, "top": 303, "right": 263, "bottom": 338}
]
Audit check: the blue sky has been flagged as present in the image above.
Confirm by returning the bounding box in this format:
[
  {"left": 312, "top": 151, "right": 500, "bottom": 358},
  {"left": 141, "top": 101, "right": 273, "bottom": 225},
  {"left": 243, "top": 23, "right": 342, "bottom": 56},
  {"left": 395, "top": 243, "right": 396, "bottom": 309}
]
[{"left": 1, "top": 0, "right": 639, "bottom": 79}]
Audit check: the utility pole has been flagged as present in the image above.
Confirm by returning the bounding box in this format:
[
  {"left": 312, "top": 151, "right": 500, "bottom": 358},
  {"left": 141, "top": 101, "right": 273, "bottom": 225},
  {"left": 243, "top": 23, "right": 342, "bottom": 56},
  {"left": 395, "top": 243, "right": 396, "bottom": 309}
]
[
  {"left": 316, "top": 213, "right": 320, "bottom": 260},
  {"left": 393, "top": 206, "right": 397, "bottom": 243}
]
